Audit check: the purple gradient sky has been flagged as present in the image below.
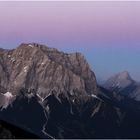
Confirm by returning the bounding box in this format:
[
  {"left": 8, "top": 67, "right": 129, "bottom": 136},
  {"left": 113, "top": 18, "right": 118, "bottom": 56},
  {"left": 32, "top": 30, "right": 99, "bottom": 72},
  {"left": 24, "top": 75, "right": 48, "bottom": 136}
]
[{"left": 0, "top": 1, "right": 140, "bottom": 82}]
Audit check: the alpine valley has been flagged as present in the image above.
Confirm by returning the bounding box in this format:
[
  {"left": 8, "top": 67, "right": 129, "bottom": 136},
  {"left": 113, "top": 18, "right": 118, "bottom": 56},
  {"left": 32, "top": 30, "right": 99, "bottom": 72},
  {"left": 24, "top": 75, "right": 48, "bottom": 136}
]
[{"left": 0, "top": 43, "right": 140, "bottom": 139}]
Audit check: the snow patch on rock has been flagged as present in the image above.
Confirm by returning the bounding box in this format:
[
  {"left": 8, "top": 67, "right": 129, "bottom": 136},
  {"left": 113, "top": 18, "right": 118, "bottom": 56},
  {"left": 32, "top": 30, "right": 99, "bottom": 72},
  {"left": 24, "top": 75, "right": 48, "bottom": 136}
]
[
  {"left": 0, "top": 92, "right": 15, "bottom": 110},
  {"left": 23, "top": 66, "right": 28, "bottom": 72},
  {"left": 4, "top": 92, "right": 13, "bottom": 98},
  {"left": 28, "top": 44, "right": 34, "bottom": 48}
]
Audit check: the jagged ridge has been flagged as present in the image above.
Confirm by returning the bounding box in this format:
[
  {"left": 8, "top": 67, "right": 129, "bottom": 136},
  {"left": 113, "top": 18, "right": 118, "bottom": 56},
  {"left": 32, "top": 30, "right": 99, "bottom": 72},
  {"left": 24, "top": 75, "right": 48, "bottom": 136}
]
[{"left": 0, "top": 43, "right": 97, "bottom": 99}]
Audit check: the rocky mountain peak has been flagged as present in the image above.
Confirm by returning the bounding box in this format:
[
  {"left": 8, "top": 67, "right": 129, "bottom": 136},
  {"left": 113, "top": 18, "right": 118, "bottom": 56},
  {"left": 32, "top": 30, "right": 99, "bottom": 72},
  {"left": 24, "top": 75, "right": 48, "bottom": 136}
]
[
  {"left": 0, "top": 43, "right": 97, "bottom": 100},
  {"left": 117, "top": 71, "right": 132, "bottom": 80},
  {"left": 103, "top": 71, "right": 134, "bottom": 91}
]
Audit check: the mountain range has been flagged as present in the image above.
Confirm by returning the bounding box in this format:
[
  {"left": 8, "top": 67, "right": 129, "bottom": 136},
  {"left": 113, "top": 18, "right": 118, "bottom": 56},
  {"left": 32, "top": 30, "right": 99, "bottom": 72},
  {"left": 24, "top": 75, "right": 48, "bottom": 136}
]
[{"left": 0, "top": 43, "right": 140, "bottom": 139}]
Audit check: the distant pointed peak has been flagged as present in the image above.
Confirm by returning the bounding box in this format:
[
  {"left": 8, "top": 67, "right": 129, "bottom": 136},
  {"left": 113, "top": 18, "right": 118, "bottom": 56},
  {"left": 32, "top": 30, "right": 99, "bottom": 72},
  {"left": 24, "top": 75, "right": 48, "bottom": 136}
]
[
  {"left": 121, "top": 70, "right": 129, "bottom": 75},
  {"left": 104, "top": 70, "right": 134, "bottom": 90},
  {"left": 116, "top": 71, "right": 132, "bottom": 81}
]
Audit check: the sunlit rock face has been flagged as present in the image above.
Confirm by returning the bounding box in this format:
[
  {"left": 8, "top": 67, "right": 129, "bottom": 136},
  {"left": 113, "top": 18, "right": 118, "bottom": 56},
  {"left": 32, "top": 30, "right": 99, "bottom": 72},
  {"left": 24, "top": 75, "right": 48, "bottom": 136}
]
[{"left": 0, "top": 43, "right": 97, "bottom": 99}]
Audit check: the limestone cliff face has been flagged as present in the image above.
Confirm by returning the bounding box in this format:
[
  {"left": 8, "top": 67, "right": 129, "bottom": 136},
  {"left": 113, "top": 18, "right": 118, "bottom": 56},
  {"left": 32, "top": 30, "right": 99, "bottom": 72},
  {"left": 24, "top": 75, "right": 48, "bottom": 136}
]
[{"left": 0, "top": 43, "right": 97, "bottom": 99}]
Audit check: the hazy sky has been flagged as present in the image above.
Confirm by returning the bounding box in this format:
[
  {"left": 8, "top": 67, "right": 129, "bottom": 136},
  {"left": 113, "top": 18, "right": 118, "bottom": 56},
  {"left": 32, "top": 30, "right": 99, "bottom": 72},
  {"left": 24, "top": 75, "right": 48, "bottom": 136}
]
[{"left": 0, "top": 1, "right": 140, "bottom": 81}]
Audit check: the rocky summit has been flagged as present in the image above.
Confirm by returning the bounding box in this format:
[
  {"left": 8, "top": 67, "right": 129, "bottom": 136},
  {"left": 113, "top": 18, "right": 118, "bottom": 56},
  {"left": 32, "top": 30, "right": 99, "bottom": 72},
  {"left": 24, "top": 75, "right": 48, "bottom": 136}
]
[
  {"left": 103, "top": 71, "right": 134, "bottom": 91},
  {"left": 103, "top": 71, "right": 140, "bottom": 101},
  {"left": 0, "top": 43, "right": 97, "bottom": 99}
]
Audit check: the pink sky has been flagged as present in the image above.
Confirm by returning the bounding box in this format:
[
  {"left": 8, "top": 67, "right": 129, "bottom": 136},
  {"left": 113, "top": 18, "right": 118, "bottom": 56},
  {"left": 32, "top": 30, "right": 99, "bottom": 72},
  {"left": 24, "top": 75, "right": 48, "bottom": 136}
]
[{"left": 0, "top": 1, "right": 140, "bottom": 44}]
